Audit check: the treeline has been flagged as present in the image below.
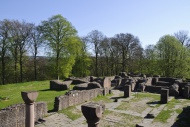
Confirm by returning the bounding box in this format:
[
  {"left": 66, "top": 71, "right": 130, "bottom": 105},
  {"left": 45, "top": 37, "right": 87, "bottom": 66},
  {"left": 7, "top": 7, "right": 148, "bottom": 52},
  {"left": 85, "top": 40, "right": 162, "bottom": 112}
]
[{"left": 0, "top": 14, "right": 190, "bottom": 85}]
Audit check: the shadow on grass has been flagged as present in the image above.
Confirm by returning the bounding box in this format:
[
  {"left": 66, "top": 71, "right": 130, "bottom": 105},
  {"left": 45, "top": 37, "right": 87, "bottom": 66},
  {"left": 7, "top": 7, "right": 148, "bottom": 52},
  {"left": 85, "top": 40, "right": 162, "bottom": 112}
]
[
  {"left": 39, "top": 89, "right": 67, "bottom": 92},
  {"left": 110, "top": 96, "right": 126, "bottom": 102},
  {"left": 171, "top": 106, "right": 190, "bottom": 127},
  {"left": 48, "top": 109, "right": 56, "bottom": 113},
  {"left": 146, "top": 101, "right": 160, "bottom": 105}
]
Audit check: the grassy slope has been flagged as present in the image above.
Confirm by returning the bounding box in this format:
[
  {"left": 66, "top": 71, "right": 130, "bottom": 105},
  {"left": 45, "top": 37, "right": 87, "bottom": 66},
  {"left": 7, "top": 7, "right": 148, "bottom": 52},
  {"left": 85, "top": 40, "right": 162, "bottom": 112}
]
[{"left": 0, "top": 81, "right": 69, "bottom": 110}]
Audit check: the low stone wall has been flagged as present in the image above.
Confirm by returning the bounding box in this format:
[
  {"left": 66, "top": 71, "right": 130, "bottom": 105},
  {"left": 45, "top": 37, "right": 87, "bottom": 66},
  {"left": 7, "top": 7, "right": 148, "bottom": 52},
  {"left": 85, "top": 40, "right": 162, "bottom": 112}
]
[
  {"left": 0, "top": 102, "right": 47, "bottom": 127},
  {"left": 144, "top": 86, "right": 163, "bottom": 94},
  {"left": 54, "top": 88, "right": 103, "bottom": 111}
]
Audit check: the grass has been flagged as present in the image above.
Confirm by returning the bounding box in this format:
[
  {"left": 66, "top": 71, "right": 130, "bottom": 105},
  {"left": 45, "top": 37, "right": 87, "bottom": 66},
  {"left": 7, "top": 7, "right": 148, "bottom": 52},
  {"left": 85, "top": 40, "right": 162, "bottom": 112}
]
[
  {"left": 92, "top": 94, "right": 113, "bottom": 103},
  {"left": 154, "top": 98, "right": 188, "bottom": 123},
  {"left": 116, "top": 92, "right": 160, "bottom": 113},
  {"left": 58, "top": 106, "right": 82, "bottom": 120},
  {"left": 0, "top": 81, "right": 74, "bottom": 111},
  {"left": 132, "top": 92, "right": 160, "bottom": 100},
  {"left": 154, "top": 110, "right": 173, "bottom": 122}
]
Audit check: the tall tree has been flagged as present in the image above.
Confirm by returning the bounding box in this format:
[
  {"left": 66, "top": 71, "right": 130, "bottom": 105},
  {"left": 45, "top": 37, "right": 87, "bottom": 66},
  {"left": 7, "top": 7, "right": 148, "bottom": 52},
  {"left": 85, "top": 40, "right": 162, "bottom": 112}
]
[
  {"left": 87, "top": 30, "right": 104, "bottom": 76},
  {"left": 72, "top": 37, "right": 91, "bottom": 77},
  {"left": 174, "top": 30, "right": 190, "bottom": 47},
  {"left": 0, "top": 19, "right": 11, "bottom": 84},
  {"left": 40, "top": 14, "right": 77, "bottom": 79},
  {"left": 30, "top": 25, "right": 44, "bottom": 80},
  {"left": 10, "top": 20, "right": 33, "bottom": 82},
  {"left": 143, "top": 45, "right": 158, "bottom": 75},
  {"left": 156, "top": 35, "right": 187, "bottom": 77},
  {"left": 114, "top": 33, "right": 141, "bottom": 72}
]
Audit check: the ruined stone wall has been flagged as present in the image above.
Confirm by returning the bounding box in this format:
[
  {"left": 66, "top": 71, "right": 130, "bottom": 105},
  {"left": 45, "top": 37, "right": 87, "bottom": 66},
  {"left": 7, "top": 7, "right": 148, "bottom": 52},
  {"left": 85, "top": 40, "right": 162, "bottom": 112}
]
[
  {"left": 144, "top": 86, "right": 163, "bottom": 94},
  {"left": 0, "top": 102, "right": 47, "bottom": 127},
  {"left": 54, "top": 88, "right": 103, "bottom": 111}
]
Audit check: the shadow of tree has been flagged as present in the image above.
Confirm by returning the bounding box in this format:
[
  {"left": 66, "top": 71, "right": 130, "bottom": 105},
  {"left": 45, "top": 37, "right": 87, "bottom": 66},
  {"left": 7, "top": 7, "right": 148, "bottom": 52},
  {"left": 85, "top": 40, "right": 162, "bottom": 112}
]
[{"left": 171, "top": 106, "right": 190, "bottom": 127}]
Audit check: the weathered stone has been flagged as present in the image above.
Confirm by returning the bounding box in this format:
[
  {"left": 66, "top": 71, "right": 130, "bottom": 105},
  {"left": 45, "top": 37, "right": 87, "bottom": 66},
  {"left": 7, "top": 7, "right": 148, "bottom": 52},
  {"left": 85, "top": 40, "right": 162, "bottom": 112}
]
[
  {"left": 87, "top": 82, "right": 102, "bottom": 89},
  {"left": 169, "top": 84, "right": 179, "bottom": 97},
  {"left": 156, "top": 81, "right": 173, "bottom": 87},
  {"left": 144, "top": 86, "right": 162, "bottom": 94},
  {"left": 140, "top": 74, "right": 146, "bottom": 78},
  {"left": 71, "top": 79, "right": 88, "bottom": 85},
  {"left": 73, "top": 83, "right": 88, "bottom": 90},
  {"left": 50, "top": 80, "right": 70, "bottom": 90},
  {"left": 160, "top": 89, "right": 169, "bottom": 104},
  {"left": 119, "top": 72, "right": 128, "bottom": 78},
  {"left": 183, "top": 86, "right": 189, "bottom": 98},
  {"left": 93, "top": 78, "right": 103, "bottom": 86},
  {"left": 103, "top": 87, "right": 109, "bottom": 96},
  {"left": 111, "top": 79, "right": 121, "bottom": 88},
  {"left": 151, "top": 77, "right": 158, "bottom": 85},
  {"left": 0, "top": 102, "right": 47, "bottom": 127},
  {"left": 90, "top": 76, "right": 97, "bottom": 82},
  {"left": 109, "top": 89, "right": 112, "bottom": 94},
  {"left": 145, "top": 78, "right": 152, "bottom": 86},
  {"left": 81, "top": 102, "right": 104, "bottom": 127},
  {"left": 114, "top": 75, "right": 122, "bottom": 79},
  {"left": 102, "top": 77, "right": 111, "bottom": 89},
  {"left": 137, "top": 83, "right": 145, "bottom": 92},
  {"left": 21, "top": 91, "right": 38, "bottom": 127},
  {"left": 124, "top": 85, "right": 131, "bottom": 98}
]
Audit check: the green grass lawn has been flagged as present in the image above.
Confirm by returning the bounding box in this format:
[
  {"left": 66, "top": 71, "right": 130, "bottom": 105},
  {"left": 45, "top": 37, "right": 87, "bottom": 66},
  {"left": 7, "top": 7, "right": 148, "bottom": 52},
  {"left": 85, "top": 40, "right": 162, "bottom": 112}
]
[
  {"left": 0, "top": 81, "right": 71, "bottom": 111},
  {"left": 58, "top": 106, "right": 82, "bottom": 120}
]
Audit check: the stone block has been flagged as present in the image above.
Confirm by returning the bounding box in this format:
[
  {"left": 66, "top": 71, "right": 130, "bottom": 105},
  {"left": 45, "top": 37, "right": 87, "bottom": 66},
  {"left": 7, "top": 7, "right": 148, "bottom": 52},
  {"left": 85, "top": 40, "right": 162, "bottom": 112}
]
[
  {"left": 124, "top": 85, "right": 131, "bottom": 98},
  {"left": 183, "top": 86, "right": 189, "bottom": 98},
  {"left": 160, "top": 89, "right": 169, "bottom": 104},
  {"left": 81, "top": 102, "right": 104, "bottom": 127}
]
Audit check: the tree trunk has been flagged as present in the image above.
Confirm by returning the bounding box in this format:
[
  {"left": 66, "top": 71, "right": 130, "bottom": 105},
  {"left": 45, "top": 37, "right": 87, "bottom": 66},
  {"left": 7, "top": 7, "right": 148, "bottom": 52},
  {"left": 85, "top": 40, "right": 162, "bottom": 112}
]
[
  {"left": 14, "top": 48, "right": 18, "bottom": 83},
  {"left": 1, "top": 50, "right": 5, "bottom": 85},
  {"left": 95, "top": 52, "right": 98, "bottom": 77},
  {"left": 56, "top": 52, "right": 59, "bottom": 80},
  {"left": 20, "top": 53, "right": 23, "bottom": 82},
  {"left": 122, "top": 49, "right": 125, "bottom": 72},
  {"left": 34, "top": 48, "right": 37, "bottom": 80}
]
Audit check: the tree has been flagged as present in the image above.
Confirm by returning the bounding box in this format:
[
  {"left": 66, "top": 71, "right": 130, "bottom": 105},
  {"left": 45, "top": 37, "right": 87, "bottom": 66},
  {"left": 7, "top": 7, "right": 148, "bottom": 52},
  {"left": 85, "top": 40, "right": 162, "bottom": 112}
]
[
  {"left": 40, "top": 14, "right": 77, "bottom": 79},
  {"left": 114, "top": 33, "right": 141, "bottom": 72},
  {"left": 72, "top": 37, "right": 91, "bottom": 77},
  {"left": 143, "top": 45, "right": 158, "bottom": 75},
  {"left": 9, "top": 20, "right": 33, "bottom": 82},
  {"left": 87, "top": 30, "right": 104, "bottom": 76},
  {"left": 156, "top": 35, "right": 187, "bottom": 77},
  {"left": 99, "top": 37, "right": 110, "bottom": 76},
  {"left": 174, "top": 30, "right": 190, "bottom": 47},
  {"left": 0, "top": 19, "right": 11, "bottom": 84},
  {"left": 30, "top": 25, "right": 44, "bottom": 80}
]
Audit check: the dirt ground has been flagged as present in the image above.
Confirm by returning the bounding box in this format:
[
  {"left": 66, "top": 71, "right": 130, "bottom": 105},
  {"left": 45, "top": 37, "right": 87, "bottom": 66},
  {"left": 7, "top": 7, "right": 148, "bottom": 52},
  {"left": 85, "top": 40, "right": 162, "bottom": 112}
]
[{"left": 36, "top": 90, "right": 190, "bottom": 127}]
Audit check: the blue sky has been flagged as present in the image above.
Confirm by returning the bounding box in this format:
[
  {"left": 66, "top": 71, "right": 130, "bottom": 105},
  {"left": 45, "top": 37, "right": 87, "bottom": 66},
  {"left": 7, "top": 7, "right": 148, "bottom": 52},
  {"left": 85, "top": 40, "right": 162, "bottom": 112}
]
[{"left": 1, "top": 0, "right": 190, "bottom": 48}]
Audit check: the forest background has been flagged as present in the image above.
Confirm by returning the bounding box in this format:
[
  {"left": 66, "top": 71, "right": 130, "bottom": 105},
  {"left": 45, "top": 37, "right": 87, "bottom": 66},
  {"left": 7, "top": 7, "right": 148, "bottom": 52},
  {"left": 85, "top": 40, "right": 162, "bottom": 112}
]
[{"left": 0, "top": 14, "right": 190, "bottom": 85}]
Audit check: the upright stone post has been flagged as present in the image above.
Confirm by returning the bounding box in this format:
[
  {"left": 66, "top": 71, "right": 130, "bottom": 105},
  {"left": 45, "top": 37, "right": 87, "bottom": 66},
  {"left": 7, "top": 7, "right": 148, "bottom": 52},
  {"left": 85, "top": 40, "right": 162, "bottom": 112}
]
[
  {"left": 160, "top": 89, "right": 169, "bottom": 104},
  {"left": 124, "top": 85, "right": 131, "bottom": 98},
  {"left": 81, "top": 102, "right": 104, "bottom": 127},
  {"left": 183, "top": 86, "right": 189, "bottom": 98},
  {"left": 21, "top": 91, "right": 38, "bottom": 127}
]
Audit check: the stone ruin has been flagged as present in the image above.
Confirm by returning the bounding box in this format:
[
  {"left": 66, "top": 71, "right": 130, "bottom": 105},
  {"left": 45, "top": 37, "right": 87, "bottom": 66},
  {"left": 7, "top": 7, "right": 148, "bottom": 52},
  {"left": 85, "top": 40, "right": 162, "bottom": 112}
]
[
  {"left": 50, "top": 76, "right": 112, "bottom": 95},
  {"left": 51, "top": 72, "right": 190, "bottom": 100},
  {"left": 110, "top": 72, "right": 190, "bottom": 99}
]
